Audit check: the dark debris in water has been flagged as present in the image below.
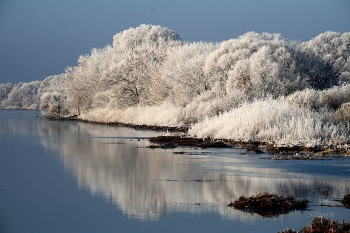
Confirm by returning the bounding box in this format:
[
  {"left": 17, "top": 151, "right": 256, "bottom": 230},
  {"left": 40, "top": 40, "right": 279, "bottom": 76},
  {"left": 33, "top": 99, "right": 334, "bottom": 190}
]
[
  {"left": 149, "top": 136, "right": 232, "bottom": 148},
  {"left": 102, "top": 142, "right": 126, "bottom": 144},
  {"left": 319, "top": 203, "right": 343, "bottom": 207},
  {"left": 173, "top": 151, "right": 212, "bottom": 155},
  {"left": 147, "top": 143, "right": 177, "bottom": 149},
  {"left": 149, "top": 136, "right": 204, "bottom": 145},
  {"left": 228, "top": 192, "right": 309, "bottom": 217}
]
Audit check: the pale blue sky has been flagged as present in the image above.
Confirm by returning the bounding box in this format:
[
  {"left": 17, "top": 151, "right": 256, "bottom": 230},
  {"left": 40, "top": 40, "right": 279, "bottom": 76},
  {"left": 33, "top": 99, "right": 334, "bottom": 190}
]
[{"left": 1, "top": 0, "right": 349, "bottom": 83}]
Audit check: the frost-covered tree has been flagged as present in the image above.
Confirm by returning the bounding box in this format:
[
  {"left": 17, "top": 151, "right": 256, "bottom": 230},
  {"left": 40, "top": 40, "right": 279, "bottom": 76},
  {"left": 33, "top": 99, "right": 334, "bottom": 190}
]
[
  {"left": 248, "top": 46, "right": 282, "bottom": 97},
  {"left": 204, "top": 31, "right": 339, "bottom": 99},
  {"left": 204, "top": 32, "right": 289, "bottom": 94},
  {"left": 161, "top": 42, "right": 218, "bottom": 105},
  {"left": 292, "top": 44, "right": 339, "bottom": 90},
  {"left": 62, "top": 66, "right": 93, "bottom": 114},
  {"left": 301, "top": 31, "right": 350, "bottom": 83},
  {"left": 58, "top": 45, "right": 120, "bottom": 114},
  {"left": 109, "top": 24, "right": 182, "bottom": 107},
  {"left": 40, "top": 92, "right": 68, "bottom": 117},
  {"left": 113, "top": 24, "right": 181, "bottom": 50},
  {"left": 60, "top": 25, "right": 182, "bottom": 112},
  {"left": 38, "top": 74, "right": 65, "bottom": 97},
  {"left": 38, "top": 74, "right": 69, "bottom": 116},
  {"left": 105, "top": 49, "right": 157, "bottom": 107}
]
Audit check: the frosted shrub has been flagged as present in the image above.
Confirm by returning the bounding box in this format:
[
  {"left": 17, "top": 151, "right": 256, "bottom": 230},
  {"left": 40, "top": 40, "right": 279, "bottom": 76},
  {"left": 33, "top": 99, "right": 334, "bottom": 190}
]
[
  {"left": 80, "top": 102, "right": 184, "bottom": 127},
  {"left": 286, "top": 84, "right": 350, "bottom": 112},
  {"left": 285, "top": 89, "right": 320, "bottom": 110},
  {"left": 318, "top": 84, "right": 350, "bottom": 110},
  {"left": 183, "top": 88, "right": 249, "bottom": 123},
  {"left": 189, "top": 98, "right": 350, "bottom": 147},
  {"left": 334, "top": 102, "right": 350, "bottom": 123},
  {"left": 183, "top": 96, "right": 227, "bottom": 124},
  {"left": 40, "top": 92, "right": 69, "bottom": 117},
  {"left": 121, "top": 103, "right": 184, "bottom": 126}
]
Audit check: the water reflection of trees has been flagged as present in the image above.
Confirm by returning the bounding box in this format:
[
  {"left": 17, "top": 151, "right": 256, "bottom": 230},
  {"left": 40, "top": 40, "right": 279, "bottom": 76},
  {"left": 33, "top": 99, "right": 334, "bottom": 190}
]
[{"left": 32, "top": 120, "right": 350, "bottom": 221}]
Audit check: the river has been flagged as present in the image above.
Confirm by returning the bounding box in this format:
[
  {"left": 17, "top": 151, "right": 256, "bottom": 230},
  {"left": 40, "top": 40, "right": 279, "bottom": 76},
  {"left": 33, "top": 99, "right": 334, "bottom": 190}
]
[{"left": 0, "top": 110, "right": 349, "bottom": 233}]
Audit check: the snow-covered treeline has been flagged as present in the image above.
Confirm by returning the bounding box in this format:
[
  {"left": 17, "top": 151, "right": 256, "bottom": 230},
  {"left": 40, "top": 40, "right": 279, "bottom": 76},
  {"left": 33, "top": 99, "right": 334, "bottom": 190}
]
[
  {"left": 0, "top": 74, "right": 64, "bottom": 110},
  {"left": 0, "top": 81, "right": 39, "bottom": 109},
  {"left": 2, "top": 25, "right": 350, "bottom": 147}
]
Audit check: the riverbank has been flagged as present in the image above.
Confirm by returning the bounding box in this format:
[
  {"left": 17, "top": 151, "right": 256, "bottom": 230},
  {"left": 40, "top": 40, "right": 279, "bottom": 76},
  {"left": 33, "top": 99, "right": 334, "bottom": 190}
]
[{"left": 42, "top": 114, "right": 350, "bottom": 156}]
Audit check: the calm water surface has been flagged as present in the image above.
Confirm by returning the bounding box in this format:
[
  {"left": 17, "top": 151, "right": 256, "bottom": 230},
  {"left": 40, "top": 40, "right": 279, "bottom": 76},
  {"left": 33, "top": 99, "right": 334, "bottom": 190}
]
[{"left": 1, "top": 110, "right": 349, "bottom": 233}]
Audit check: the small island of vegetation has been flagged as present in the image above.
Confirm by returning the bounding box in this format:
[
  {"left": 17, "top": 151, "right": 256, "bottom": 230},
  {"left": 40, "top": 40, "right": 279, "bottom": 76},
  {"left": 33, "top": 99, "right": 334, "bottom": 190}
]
[{"left": 227, "top": 192, "right": 309, "bottom": 217}]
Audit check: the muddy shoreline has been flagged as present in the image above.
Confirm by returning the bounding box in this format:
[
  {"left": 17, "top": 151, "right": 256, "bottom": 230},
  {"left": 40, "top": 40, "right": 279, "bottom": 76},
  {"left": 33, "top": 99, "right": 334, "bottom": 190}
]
[{"left": 149, "top": 135, "right": 350, "bottom": 156}]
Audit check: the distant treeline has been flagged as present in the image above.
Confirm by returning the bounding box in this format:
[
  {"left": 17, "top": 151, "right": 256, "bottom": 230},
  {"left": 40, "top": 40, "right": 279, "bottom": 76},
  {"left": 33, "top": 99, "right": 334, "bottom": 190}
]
[{"left": 0, "top": 74, "right": 63, "bottom": 110}]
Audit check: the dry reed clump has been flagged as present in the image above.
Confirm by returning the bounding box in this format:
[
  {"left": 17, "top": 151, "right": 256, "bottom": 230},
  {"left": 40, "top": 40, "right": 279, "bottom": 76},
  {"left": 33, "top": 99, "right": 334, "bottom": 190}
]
[
  {"left": 278, "top": 217, "right": 350, "bottom": 233},
  {"left": 228, "top": 193, "right": 308, "bottom": 217},
  {"left": 341, "top": 194, "right": 350, "bottom": 209}
]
